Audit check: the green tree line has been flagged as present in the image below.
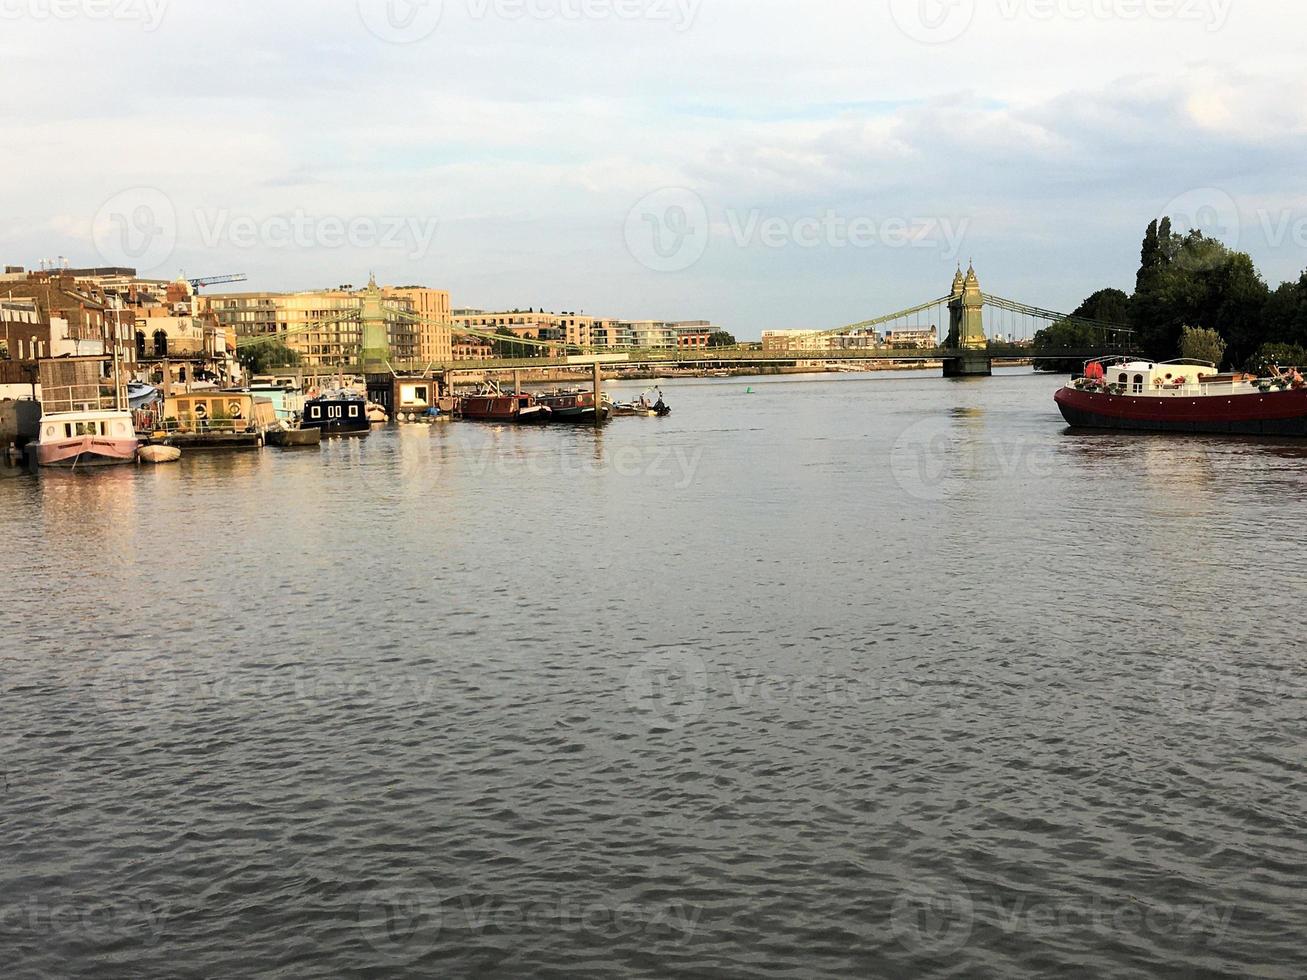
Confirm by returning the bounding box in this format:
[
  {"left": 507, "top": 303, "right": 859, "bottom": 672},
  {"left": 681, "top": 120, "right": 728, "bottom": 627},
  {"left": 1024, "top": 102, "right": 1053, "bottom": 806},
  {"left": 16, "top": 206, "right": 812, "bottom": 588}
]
[{"left": 1036, "top": 217, "right": 1307, "bottom": 372}]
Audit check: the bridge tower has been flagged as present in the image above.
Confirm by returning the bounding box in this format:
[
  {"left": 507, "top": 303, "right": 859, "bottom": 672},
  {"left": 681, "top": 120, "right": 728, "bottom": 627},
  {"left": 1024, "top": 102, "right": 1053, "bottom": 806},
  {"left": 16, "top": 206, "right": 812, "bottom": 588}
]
[
  {"left": 359, "top": 273, "right": 389, "bottom": 370},
  {"left": 944, "top": 263, "right": 992, "bottom": 377}
]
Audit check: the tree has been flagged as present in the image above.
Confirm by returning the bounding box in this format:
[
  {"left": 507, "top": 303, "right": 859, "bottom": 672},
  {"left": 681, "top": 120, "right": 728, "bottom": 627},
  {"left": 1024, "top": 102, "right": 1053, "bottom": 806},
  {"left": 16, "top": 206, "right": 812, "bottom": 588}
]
[
  {"left": 1179, "top": 325, "right": 1227, "bottom": 367},
  {"left": 491, "top": 326, "right": 537, "bottom": 359},
  {"left": 1137, "top": 219, "right": 1162, "bottom": 292},
  {"left": 1129, "top": 222, "right": 1268, "bottom": 361},
  {"left": 707, "top": 330, "right": 737, "bottom": 348},
  {"left": 237, "top": 340, "right": 300, "bottom": 375},
  {"left": 1261, "top": 273, "right": 1307, "bottom": 351},
  {"left": 1033, "top": 288, "right": 1130, "bottom": 372}
]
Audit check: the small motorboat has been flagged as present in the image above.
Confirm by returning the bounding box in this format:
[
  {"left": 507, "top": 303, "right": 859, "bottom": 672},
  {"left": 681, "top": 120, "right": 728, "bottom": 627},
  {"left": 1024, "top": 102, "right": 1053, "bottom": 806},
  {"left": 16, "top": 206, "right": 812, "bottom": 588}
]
[
  {"left": 138, "top": 444, "right": 181, "bottom": 464},
  {"left": 127, "top": 382, "right": 161, "bottom": 410},
  {"left": 612, "top": 389, "right": 671, "bottom": 417}
]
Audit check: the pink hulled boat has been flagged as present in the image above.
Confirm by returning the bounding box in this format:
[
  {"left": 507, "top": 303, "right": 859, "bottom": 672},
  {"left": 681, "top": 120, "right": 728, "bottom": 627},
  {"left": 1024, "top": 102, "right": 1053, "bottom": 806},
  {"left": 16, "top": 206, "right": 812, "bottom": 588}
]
[
  {"left": 31, "top": 355, "right": 139, "bottom": 467},
  {"left": 32, "top": 409, "right": 139, "bottom": 466}
]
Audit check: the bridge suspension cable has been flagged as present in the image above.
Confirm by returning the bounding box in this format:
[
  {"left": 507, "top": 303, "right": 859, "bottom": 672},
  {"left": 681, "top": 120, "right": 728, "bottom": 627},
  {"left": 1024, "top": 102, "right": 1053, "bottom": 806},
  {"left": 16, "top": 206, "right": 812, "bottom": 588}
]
[
  {"left": 981, "top": 294, "right": 1133, "bottom": 337},
  {"left": 391, "top": 309, "right": 596, "bottom": 354},
  {"left": 234, "top": 309, "right": 362, "bottom": 348},
  {"left": 820, "top": 296, "right": 954, "bottom": 337}
]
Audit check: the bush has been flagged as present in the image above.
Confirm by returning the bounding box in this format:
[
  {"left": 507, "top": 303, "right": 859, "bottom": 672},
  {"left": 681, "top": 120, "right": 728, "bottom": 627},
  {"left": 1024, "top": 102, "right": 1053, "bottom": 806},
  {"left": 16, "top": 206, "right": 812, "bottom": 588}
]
[
  {"left": 1179, "top": 326, "right": 1227, "bottom": 367},
  {"left": 1246, "top": 342, "right": 1307, "bottom": 374}
]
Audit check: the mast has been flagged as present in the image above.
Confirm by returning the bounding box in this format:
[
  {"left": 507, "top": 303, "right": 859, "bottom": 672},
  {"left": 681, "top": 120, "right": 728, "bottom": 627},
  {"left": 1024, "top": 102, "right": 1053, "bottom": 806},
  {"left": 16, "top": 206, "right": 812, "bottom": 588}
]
[{"left": 111, "top": 320, "right": 123, "bottom": 411}]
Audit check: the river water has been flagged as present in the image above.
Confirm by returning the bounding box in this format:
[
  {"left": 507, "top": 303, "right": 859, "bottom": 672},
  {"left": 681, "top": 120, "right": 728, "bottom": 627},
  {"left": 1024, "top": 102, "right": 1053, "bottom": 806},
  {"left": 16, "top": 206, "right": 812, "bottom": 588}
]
[{"left": 2, "top": 368, "right": 1305, "bottom": 978}]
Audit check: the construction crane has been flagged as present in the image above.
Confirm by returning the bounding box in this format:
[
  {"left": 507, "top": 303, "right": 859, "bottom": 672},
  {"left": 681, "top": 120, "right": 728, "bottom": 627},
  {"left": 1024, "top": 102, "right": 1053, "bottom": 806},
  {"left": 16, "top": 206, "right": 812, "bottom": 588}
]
[{"left": 187, "top": 274, "right": 248, "bottom": 292}]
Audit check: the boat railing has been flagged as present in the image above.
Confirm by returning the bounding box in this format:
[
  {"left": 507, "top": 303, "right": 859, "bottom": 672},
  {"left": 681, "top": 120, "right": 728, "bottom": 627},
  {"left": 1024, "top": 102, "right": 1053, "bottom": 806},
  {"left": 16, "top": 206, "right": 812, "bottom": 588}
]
[
  {"left": 40, "top": 383, "right": 121, "bottom": 414},
  {"left": 1072, "top": 377, "right": 1298, "bottom": 397},
  {"left": 147, "top": 416, "right": 265, "bottom": 435}
]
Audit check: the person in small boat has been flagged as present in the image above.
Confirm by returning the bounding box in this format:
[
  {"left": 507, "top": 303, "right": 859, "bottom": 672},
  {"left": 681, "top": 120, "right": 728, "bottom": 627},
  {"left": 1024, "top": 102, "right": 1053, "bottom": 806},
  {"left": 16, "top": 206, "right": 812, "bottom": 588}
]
[{"left": 654, "top": 393, "right": 666, "bottom": 413}]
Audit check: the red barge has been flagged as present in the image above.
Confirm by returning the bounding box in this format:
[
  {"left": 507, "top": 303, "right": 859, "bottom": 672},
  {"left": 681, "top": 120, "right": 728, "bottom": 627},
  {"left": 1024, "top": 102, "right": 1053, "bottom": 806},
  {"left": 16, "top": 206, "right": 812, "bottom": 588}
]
[
  {"left": 458, "top": 392, "right": 552, "bottom": 424},
  {"left": 1055, "top": 358, "right": 1307, "bottom": 437}
]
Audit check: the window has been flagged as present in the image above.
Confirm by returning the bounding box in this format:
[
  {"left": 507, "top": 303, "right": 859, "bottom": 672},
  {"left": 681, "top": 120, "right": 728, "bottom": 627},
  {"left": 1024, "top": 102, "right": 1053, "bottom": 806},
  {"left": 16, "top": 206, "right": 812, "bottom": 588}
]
[
  {"left": 310, "top": 406, "right": 321, "bottom": 419},
  {"left": 1133, "top": 374, "right": 1145, "bottom": 394},
  {"left": 348, "top": 405, "right": 359, "bottom": 418}
]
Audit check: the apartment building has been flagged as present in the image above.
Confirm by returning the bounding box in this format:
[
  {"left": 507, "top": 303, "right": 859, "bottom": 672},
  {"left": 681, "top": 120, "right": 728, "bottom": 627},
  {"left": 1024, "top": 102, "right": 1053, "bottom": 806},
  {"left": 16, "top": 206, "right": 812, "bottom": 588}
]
[
  {"left": 453, "top": 310, "right": 593, "bottom": 349},
  {"left": 203, "top": 283, "right": 448, "bottom": 367}
]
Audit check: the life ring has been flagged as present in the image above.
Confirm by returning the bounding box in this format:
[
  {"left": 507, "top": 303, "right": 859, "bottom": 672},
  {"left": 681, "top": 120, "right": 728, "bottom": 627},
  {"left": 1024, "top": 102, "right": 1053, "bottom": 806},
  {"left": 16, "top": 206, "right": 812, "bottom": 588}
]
[
  {"left": 193, "top": 403, "right": 208, "bottom": 420},
  {"left": 228, "top": 401, "right": 243, "bottom": 418}
]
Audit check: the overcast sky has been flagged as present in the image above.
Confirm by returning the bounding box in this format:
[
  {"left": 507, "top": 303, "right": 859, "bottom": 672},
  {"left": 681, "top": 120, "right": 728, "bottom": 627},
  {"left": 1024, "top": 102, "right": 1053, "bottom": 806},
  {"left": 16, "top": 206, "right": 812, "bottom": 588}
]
[{"left": 3, "top": 0, "right": 1305, "bottom": 336}]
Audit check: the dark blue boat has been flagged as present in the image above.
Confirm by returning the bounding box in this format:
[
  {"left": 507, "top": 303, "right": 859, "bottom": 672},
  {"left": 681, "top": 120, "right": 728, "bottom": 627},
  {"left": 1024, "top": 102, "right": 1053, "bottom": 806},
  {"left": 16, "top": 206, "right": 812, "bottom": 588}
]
[{"left": 301, "top": 393, "right": 371, "bottom": 437}]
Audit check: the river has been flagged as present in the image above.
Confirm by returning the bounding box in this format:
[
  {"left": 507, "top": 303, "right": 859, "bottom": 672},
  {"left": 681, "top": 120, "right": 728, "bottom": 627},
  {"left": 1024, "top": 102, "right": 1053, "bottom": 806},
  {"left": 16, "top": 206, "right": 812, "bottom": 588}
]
[{"left": 1, "top": 368, "right": 1304, "bottom": 978}]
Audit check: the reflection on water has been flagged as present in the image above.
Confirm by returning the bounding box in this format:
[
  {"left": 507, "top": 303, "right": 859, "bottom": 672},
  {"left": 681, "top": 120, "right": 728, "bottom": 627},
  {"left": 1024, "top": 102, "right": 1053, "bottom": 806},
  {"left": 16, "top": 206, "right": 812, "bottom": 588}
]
[{"left": 2, "top": 369, "right": 1306, "bottom": 979}]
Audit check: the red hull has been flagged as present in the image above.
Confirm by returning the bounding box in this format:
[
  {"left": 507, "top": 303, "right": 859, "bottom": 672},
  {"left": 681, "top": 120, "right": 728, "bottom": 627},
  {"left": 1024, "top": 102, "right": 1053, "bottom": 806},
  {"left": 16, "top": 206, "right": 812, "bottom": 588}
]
[
  {"left": 1055, "top": 386, "right": 1307, "bottom": 436},
  {"left": 458, "top": 395, "right": 552, "bottom": 424}
]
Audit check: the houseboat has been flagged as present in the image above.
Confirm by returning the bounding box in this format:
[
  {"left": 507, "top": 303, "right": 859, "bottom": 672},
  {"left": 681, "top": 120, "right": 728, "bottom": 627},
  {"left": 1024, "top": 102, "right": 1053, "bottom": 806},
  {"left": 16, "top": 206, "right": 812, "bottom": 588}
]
[
  {"left": 535, "top": 389, "right": 611, "bottom": 423},
  {"left": 155, "top": 390, "right": 276, "bottom": 449},
  {"left": 30, "top": 356, "right": 139, "bottom": 467},
  {"left": 247, "top": 378, "right": 304, "bottom": 426},
  {"left": 365, "top": 374, "right": 448, "bottom": 423},
  {"left": 458, "top": 392, "right": 552, "bottom": 424},
  {"left": 32, "top": 409, "right": 138, "bottom": 467},
  {"left": 301, "top": 391, "right": 372, "bottom": 437},
  {"left": 1055, "top": 358, "right": 1307, "bottom": 436}
]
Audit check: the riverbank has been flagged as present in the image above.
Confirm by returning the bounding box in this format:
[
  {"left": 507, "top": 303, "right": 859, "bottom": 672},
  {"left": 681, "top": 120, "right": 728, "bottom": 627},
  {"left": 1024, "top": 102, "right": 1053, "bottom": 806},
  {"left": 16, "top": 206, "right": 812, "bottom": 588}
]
[{"left": 515, "top": 359, "right": 1034, "bottom": 384}]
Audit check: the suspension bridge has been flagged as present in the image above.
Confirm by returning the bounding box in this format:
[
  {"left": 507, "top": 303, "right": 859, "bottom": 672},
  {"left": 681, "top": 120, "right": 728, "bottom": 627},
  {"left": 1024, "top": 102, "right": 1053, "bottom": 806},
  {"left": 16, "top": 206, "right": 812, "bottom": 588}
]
[{"left": 234, "top": 266, "right": 1133, "bottom": 379}]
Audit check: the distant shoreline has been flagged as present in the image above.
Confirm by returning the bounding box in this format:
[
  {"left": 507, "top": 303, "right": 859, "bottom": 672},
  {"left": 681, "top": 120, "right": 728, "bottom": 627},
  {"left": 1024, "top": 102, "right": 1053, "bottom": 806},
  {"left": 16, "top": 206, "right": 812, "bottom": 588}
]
[{"left": 520, "top": 359, "right": 1035, "bottom": 384}]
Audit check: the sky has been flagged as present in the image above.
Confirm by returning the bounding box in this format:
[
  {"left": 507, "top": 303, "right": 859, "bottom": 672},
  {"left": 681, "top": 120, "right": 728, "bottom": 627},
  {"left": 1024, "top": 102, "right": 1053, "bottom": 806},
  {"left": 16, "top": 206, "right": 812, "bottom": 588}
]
[{"left": 3, "top": 0, "right": 1306, "bottom": 338}]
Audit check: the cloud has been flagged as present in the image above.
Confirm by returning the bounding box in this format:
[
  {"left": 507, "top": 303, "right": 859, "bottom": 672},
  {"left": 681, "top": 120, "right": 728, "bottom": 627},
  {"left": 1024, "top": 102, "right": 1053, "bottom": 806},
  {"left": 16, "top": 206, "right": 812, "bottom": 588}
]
[{"left": 2, "top": 3, "right": 1306, "bottom": 333}]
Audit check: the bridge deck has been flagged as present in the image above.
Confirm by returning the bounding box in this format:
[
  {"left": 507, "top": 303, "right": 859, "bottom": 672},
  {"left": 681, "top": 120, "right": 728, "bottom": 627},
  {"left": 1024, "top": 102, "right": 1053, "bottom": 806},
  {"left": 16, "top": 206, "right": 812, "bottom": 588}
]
[{"left": 409, "top": 346, "right": 1122, "bottom": 372}]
